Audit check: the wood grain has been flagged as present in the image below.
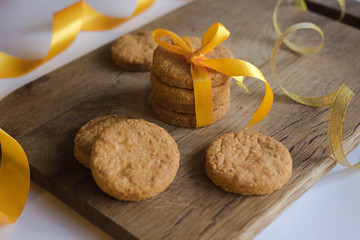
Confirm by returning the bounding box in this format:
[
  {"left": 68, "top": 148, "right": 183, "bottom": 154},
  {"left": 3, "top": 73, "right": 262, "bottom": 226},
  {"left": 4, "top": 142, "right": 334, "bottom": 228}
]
[
  {"left": 1, "top": 0, "right": 360, "bottom": 239},
  {"left": 306, "top": 0, "right": 360, "bottom": 28}
]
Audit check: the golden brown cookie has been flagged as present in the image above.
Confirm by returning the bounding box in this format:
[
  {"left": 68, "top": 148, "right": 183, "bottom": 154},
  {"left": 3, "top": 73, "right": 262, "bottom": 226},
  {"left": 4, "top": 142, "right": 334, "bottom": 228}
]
[
  {"left": 152, "top": 36, "right": 233, "bottom": 89},
  {"left": 152, "top": 98, "right": 230, "bottom": 128},
  {"left": 111, "top": 30, "right": 157, "bottom": 71},
  {"left": 205, "top": 131, "right": 292, "bottom": 195},
  {"left": 150, "top": 71, "right": 230, "bottom": 106},
  {"left": 91, "top": 118, "right": 180, "bottom": 201},
  {"left": 152, "top": 92, "right": 230, "bottom": 115},
  {"left": 74, "top": 115, "right": 126, "bottom": 168}
]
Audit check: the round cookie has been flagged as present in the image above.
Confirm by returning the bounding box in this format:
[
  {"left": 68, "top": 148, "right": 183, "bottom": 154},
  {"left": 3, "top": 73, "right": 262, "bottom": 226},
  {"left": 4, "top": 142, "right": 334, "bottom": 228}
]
[
  {"left": 152, "top": 90, "right": 230, "bottom": 114},
  {"left": 74, "top": 115, "right": 126, "bottom": 168},
  {"left": 205, "top": 131, "right": 292, "bottom": 195},
  {"left": 150, "top": 71, "right": 230, "bottom": 106},
  {"left": 90, "top": 119, "right": 180, "bottom": 201},
  {"left": 152, "top": 36, "right": 233, "bottom": 89},
  {"left": 111, "top": 30, "right": 157, "bottom": 71},
  {"left": 152, "top": 98, "right": 230, "bottom": 128}
]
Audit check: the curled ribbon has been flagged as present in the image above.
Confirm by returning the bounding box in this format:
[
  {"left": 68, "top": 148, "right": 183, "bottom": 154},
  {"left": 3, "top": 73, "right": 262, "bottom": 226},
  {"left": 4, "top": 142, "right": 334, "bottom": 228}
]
[
  {"left": 0, "top": 129, "right": 30, "bottom": 223},
  {"left": 273, "top": 0, "right": 345, "bottom": 54},
  {"left": 153, "top": 23, "right": 274, "bottom": 128},
  {"left": 272, "top": 0, "right": 359, "bottom": 168},
  {"left": 0, "top": 0, "right": 154, "bottom": 78}
]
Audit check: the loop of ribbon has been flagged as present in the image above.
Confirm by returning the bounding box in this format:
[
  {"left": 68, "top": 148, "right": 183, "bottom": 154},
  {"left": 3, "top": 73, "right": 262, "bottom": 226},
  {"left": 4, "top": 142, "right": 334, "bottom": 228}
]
[
  {"left": 274, "top": 0, "right": 345, "bottom": 53},
  {"left": 0, "top": 129, "right": 30, "bottom": 223},
  {"left": 0, "top": 0, "right": 154, "bottom": 78},
  {"left": 272, "top": 0, "right": 359, "bottom": 168},
  {"left": 153, "top": 23, "right": 274, "bottom": 128}
]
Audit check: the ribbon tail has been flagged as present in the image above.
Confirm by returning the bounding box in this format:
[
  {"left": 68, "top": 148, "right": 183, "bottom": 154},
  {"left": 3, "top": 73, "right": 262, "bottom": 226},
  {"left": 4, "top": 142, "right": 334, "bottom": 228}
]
[
  {"left": 337, "top": 0, "right": 346, "bottom": 21},
  {"left": 329, "top": 85, "right": 359, "bottom": 169},
  {"left": 200, "top": 58, "right": 273, "bottom": 129},
  {"left": 233, "top": 76, "right": 249, "bottom": 94},
  {"left": 246, "top": 81, "right": 273, "bottom": 129},
  {"left": 191, "top": 64, "right": 213, "bottom": 127},
  {"left": 0, "top": 129, "right": 30, "bottom": 223}
]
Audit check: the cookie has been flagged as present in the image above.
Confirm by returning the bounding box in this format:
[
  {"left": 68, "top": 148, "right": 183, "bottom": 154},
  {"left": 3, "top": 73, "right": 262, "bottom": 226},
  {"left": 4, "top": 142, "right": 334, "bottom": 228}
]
[
  {"left": 152, "top": 98, "right": 230, "bottom": 128},
  {"left": 205, "top": 131, "right": 292, "bottom": 195},
  {"left": 150, "top": 71, "right": 230, "bottom": 106},
  {"left": 111, "top": 30, "right": 157, "bottom": 71},
  {"left": 152, "top": 36, "right": 233, "bottom": 89},
  {"left": 91, "top": 118, "right": 180, "bottom": 201},
  {"left": 152, "top": 91, "right": 230, "bottom": 114},
  {"left": 74, "top": 115, "right": 126, "bottom": 168}
]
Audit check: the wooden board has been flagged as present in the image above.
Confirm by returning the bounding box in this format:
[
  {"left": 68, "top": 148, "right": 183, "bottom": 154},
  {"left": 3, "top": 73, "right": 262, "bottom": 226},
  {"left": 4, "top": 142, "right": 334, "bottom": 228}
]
[
  {"left": 1, "top": 0, "right": 360, "bottom": 239},
  {"left": 306, "top": 0, "right": 360, "bottom": 28}
]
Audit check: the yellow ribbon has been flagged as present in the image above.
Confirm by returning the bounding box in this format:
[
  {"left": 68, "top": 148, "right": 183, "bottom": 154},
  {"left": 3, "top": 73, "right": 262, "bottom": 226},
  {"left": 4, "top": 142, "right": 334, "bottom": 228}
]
[
  {"left": 0, "top": 0, "right": 154, "bottom": 78},
  {"left": 0, "top": 129, "right": 30, "bottom": 223},
  {"left": 153, "top": 23, "right": 273, "bottom": 128},
  {"left": 273, "top": 0, "right": 358, "bottom": 168}
]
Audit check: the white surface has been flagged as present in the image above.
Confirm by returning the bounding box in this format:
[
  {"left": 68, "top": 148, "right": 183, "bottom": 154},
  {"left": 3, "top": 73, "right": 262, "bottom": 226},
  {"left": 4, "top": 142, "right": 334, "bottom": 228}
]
[
  {"left": 0, "top": 0, "right": 359, "bottom": 239},
  {"left": 256, "top": 148, "right": 360, "bottom": 240}
]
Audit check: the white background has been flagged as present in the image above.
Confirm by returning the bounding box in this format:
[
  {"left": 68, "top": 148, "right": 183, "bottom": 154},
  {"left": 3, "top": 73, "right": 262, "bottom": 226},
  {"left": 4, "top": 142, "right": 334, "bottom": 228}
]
[{"left": 0, "top": 0, "right": 359, "bottom": 239}]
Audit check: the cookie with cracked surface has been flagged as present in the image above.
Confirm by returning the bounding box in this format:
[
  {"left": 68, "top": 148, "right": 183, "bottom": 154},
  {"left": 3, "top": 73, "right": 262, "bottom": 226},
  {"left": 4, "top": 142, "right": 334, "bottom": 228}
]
[
  {"left": 150, "top": 70, "right": 230, "bottom": 110},
  {"left": 152, "top": 36, "right": 233, "bottom": 89},
  {"left": 111, "top": 30, "right": 157, "bottom": 71},
  {"left": 152, "top": 97, "right": 230, "bottom": 128},
  {"left": 91, "top": 118, "right": 180, "bottom": 201},
  {"left": 152, "top": 91, "right": 230, "bottom": 115},
  {"left": 205, "top": 131, "right": 292, "bottom": 195},
  {"left": 74, "top": 115, "right": 127, "bottom": 168}
]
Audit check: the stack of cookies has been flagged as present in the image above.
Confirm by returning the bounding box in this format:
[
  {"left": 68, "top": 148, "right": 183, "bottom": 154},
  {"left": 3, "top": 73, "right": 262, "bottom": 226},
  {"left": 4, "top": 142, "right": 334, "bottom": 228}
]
[{"left": 151, "top": 37, "right": 233, "bottom": 128}]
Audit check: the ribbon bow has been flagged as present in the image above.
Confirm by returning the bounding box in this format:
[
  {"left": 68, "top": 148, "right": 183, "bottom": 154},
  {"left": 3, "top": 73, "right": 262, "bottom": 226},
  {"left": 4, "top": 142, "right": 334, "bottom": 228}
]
[{"left": 153, "top": 23, "right": 273, "bottom": 128}]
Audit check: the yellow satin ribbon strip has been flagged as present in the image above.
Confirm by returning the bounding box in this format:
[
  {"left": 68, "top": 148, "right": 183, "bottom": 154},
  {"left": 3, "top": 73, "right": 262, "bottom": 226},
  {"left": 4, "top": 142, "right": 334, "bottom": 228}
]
[
  {"left": 329, "top": 85, "right": 358, "bottom": 169},
  {"left": 272, "top": 0, "right": 358, "bottom": 168},
  {"left": 0, "top": 0, "right": 154, "bottom": 78},
  {"left": 191, "top": 65, "right": 213, "bottom": 126},
  {"left": 153, "top": 23, "right": 273, "bottom": 128},
  {"left": 0, "top": 129, "right": 30, "bottom": 223}
]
